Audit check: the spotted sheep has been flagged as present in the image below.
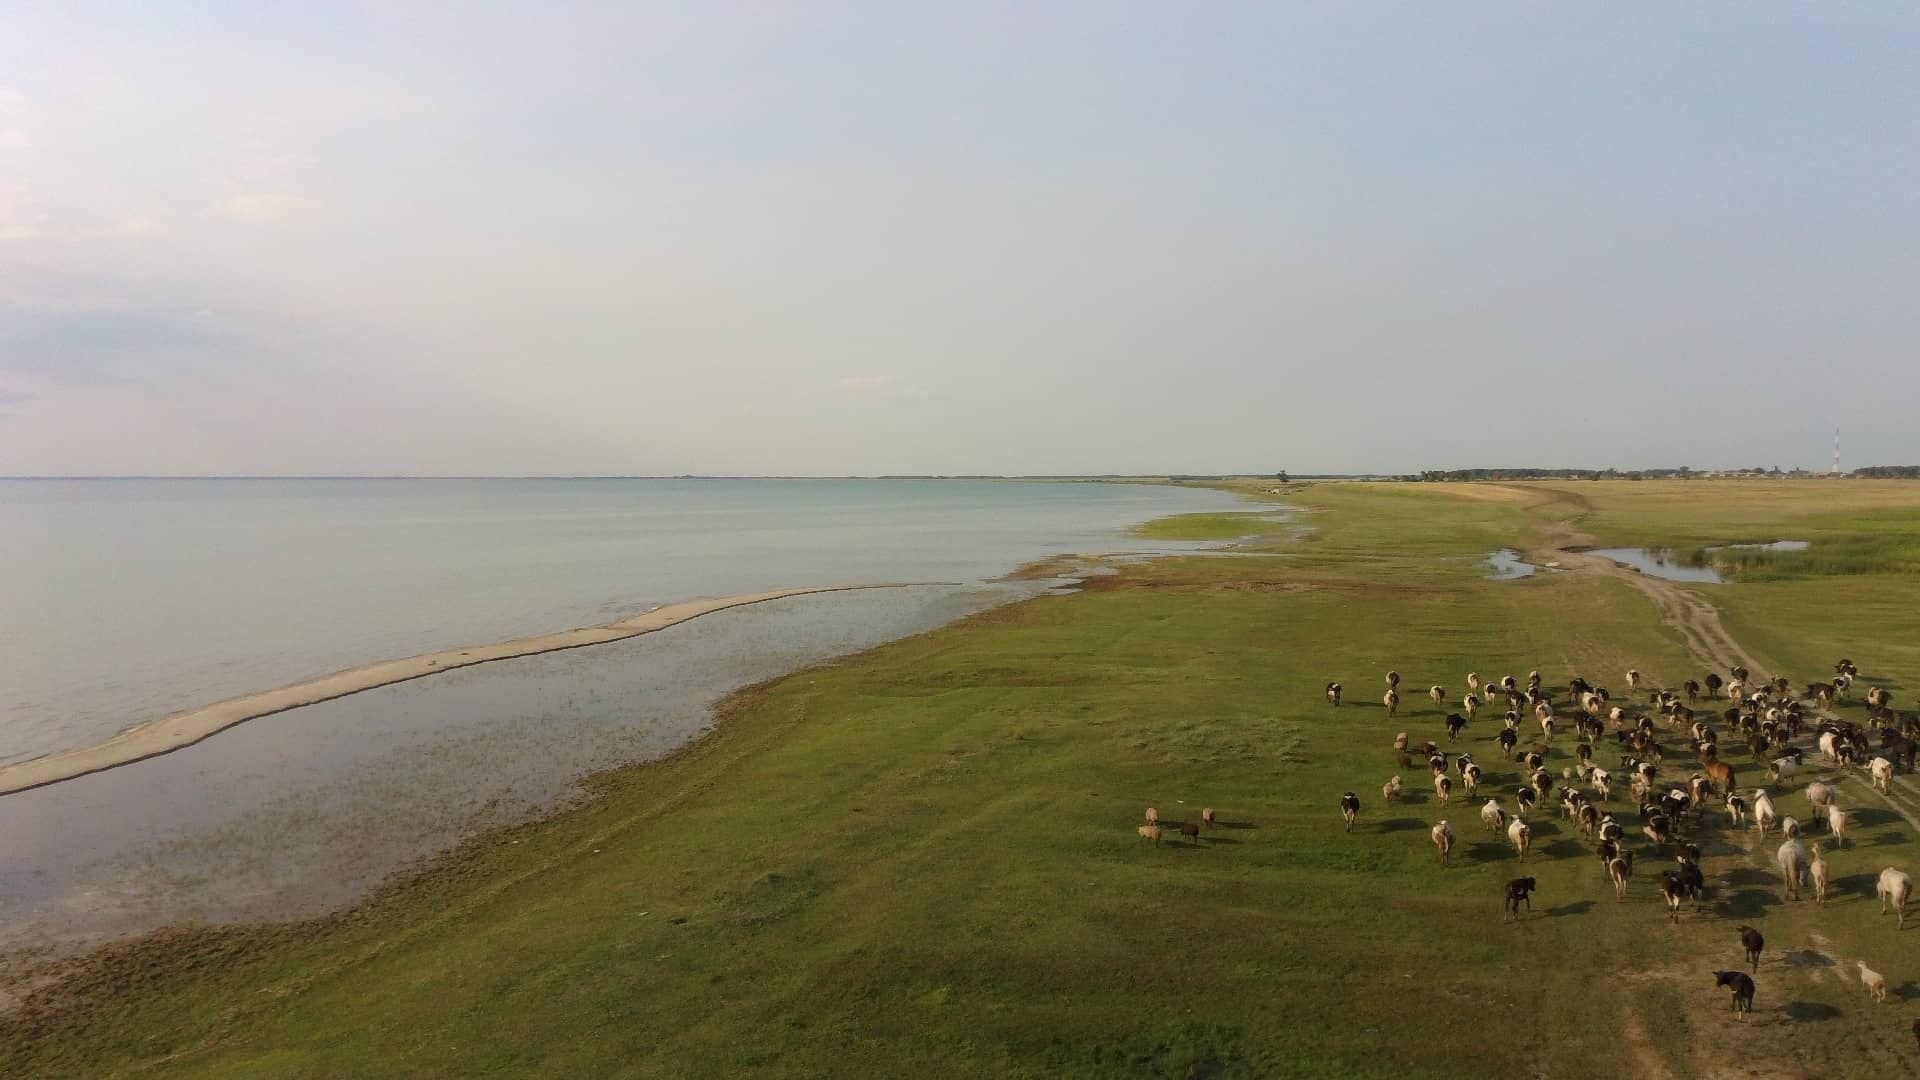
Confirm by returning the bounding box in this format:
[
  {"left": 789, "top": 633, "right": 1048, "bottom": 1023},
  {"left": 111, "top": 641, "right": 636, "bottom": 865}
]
[
  {"left": 1434, "top": 773, "right": 1453, "bottom": 805},
  {"left": 1432, "top": 819, "right": 1455, "bottom": 863},
  {"left": 1384, "top": 689, "right": 1400, "bottom": 716},
  {"left": 1466, "top": 672, "right": 1483, "bottom": 697},
  {"left": 1326, "top": 682, "right": 1343, "bottom": 706},
  {"left": 1508, "top": 816, "right": 1532, "bottom": 860}
]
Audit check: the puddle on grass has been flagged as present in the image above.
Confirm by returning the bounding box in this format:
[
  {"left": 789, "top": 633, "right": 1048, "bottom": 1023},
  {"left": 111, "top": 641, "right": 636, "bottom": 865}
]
[
  {"left": 1713, "top": 540, "right": 1808, "bottom": 553},
  {"left": 1590, "top": 548, "right": 1725, "bottom": 584},
  {"left": 1486, "top": 549, "right": 1537, "bottom": 580}
]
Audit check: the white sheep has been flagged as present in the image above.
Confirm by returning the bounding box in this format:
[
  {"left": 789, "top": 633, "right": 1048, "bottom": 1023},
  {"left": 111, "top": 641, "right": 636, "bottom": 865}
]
[
  {"left": 1434, "top": 773, "right": 1453, "bottom": 805},
  {"left": 1144, "top": 806, "right": 1159, "bottom": 825},
  {"left": 1806, "top": 781, "right": 1836, "bottom": 816},
  {"left": 1820, "top": 731, "right": 1840, "bottom": 764},
  {"left": 1828, "top": 804, "right": 1849, "bottom": 848},
  {"left": 1879, "top": 868, "right": 1912, "bottom": 928},
  {"left": 1383, "top": 775, "right": 1403, "bottom": 802},
  {"left": 1591, "top": 769, "right": 1612, "bottom": 802},
  {"left": 1752, "top": 790, "right": 1776, "bottom": 835},
  {"left": 1508, "top": 816, "right": 1532, "bottom": 860},
  {"left": 1778, "top": 838, "right": 1809, "bottom": 901},
  {"left": 1432, "top": 820, "right": 1455, "bottom": 863},
  {"left": 1871, "top": 757, "right": 1894, "bottom": 795},
  {"left": 1858, "top": 961, "right": 1888, "bottom": 1003},
  {"left": 1781, "top": 816, "right": 1802, "bottom": 840},
  {"left": 1481, "top": 798, "right": 1508, "bottom": 834}
]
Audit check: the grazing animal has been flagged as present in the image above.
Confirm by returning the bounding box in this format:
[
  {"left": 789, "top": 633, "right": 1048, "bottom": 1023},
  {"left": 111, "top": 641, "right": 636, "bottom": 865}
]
[
  {"left": 1431, "top": 685, "right": 1446, "bottom": 705},
  {"left": 1859, "top": 961, "right": 1888, "bottom": 1003},
  {"left": 1504, "top": 876, "right": 1537, "bottom": 920},
  {"left": 1713, "top": 971, "right": 1755, "bottom": 1020},
  {"left": 1508, "top": 817, "right": 1531, "bottom": 860},
  {"left": 1810, "top": 844, "right": 1831, "bottom": 904},
  {"left": 1382, "top": 776, "right": 1402, "bottom": 802},
  {"left": 1341, "top": 792, "right": 1361, "bottom": 832},
  {"left": 1144, "top": 807, "right": 1158, "bottom": 825},
  {"left": 1481, "top": 798, "right": 1508, "bottom": 834},
  {"left": 1445, "top": 713, "right": 1468, "bottom": 741},
  {"left": 1871, "top": 756, "right": 1895, "bottom": 795},
  {"left": 1435, "top": 774, "right": 1453, "bottom": 805},
  {"left": 1779, "top": 838, "right": 1810, "bottom": 901},
  {"left": 1384, "top": 690, "right": 1400, "bottom": 716},
  {"left": 1879, "top": 867, "right": 1912, "bottom": 928},
  {"left": 1180, "top": 821, "right": 1202, "bottom": 843},
  {"left": 1737, "top": 925, "right": 1764, "bottom": 972},
  {"left": 1137, "top": 824, "right": 1161, "bottom": 845},
  {"left": 1432, "top": 820, "right": 1455, "bottom": 864},
  {"left": 1658, "top": 872, "right": 1688, "bottom": 922},
  {"left": 1828, "top": 804, "right": 1848, "bottom": 847},
  {"left": 1609, "top": 851, "right": 1634, "bottom": 900},
  {"left": 1326, "top": 682, "right": 1343, "bottom": 706},
  {"left": 1752, "top": 789, "right": 1777, "bottom": 835},
  {"left": 1202, "top": 807, "right": 1217, "bottom": 828}
]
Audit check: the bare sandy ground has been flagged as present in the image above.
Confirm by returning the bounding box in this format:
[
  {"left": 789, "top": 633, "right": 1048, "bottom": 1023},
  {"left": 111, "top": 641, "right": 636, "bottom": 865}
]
[{"left": 0, "top": 584, "right": 917, "bottom": 797}]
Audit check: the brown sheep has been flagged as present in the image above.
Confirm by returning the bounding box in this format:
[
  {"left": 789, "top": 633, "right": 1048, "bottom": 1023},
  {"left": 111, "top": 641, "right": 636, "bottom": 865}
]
[{"left": 1137, "top": 824, "right": 1161, "bottom": 845}]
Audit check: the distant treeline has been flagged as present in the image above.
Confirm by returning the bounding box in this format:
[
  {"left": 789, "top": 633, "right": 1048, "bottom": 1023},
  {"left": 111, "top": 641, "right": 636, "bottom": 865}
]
[{"left": 1853, "top": 466, "right": 1920, "bottom": 479}]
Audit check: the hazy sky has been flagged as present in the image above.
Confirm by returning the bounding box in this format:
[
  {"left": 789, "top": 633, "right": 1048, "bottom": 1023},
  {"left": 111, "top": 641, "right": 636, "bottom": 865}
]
[{"left": 2, "top": 4, "right": 1915, "bottom": 476}]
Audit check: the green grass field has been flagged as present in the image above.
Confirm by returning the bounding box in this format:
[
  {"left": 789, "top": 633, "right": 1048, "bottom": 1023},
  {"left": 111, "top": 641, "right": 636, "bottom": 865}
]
[{"left": 6, "top": 480, "right": 1920, "bottom": 1078}]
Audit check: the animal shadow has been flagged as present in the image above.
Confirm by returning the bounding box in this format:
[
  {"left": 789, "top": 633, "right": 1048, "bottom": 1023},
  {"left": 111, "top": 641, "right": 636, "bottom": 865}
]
[
  {"left": 1713, "top": 889, "right": 1779, "bottom": 919},
  {"left": 1851, "top": 808, "right": 1900, "bottom": 828},
  {"left": 1542, "top": 839, "right": 1584, "bottom": 859},
  {"left": 1724, "top": 867, "right": 1775, "bottom": 888},
  {"left": 1198, "top": 835, "right": 1243, "bottom": 846},
  {"left": 1377, "top": 817, "right": 1428, "bottom": 834},
  {"left": 1216, "top": 820, "right": 1258, "bottom": 830},
  {"left": 1781, "top": 1001, "right": 1842, "bottom": 1022},
  {"left": 1833, "top": 873, "right": 1879, "bottom": 898},
  {"left": 1548, "top": 900, "right": 1594, "bottom": 917}
]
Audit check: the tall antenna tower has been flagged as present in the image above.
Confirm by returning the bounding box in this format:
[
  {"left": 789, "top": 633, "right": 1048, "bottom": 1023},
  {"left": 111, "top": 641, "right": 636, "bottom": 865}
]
[{"left": 1832, "top": 427, "right": 1841, "bottom": 475}]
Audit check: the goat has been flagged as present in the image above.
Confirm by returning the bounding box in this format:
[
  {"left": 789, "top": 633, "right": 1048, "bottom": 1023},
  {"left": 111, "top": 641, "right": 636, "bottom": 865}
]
[
  {"left": 1713, "top": 971, "right": 1754, "bottom": 1020},
  {"left": 1858, "top": 960, "right": 1888, "bottom": 1003},
  {"left": 1516, "top": 787, "right": 1537, "bottom": 815},
  {"left": 1508, "top": 816, "right": 1531, "bottom": 860},
  {"left": 1386, "top": 670, "right": 1400, "bottom": 691},
  {"left": 1810, "top": 844, "right": 1830, "bottom": 904},
  {"left": 1462, "top": 763, "right": 1482, "bottom": 797},
  {"left": 1432, "top": 820, "right": 1455, "bottom": 864},
  {"left": 1806, "top": 781, "right": 1836, "bottom": 818},
  {"left": 1626, "top": 668, "right": 1642, "bottom": 690},
  {"left": 1466, "top": 672, "right": 1483, "bottom": 696},
  {"left": 1504, "top": 876, "right": 1537, "bottom": 921},
  {"left": 1445, "top": 713, "right": 1468, "bottom": 741},
  {"left": 1609, "top": 851, "right": 1634, "bottom": 900},
  {"left": 1736, "top": 925, "right": 1764, "bottom": 972},
  {"left": 1768, "top": 756, "right": 1798, "bottom": 784},
  {"left": 1879, "top": 867, "right": 1912, "bottom": 928},
  {"left": 1341, "top": 792, "right": 1361, "bottom": 832}
]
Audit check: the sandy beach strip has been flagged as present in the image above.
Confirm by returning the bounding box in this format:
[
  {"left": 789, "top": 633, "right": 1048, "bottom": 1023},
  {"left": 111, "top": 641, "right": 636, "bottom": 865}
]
[{"left": 0, "top": 583, "right": 923, "bottom": 797}]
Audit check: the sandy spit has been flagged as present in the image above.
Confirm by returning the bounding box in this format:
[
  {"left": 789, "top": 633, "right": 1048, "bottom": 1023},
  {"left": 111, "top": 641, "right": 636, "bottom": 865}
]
[{"left": 0, "top": 584, "right": 922, "bottom": 797}]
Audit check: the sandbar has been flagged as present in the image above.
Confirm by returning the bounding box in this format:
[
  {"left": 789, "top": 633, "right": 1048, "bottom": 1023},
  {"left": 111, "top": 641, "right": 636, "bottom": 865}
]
[{"left": 0, "top": 583, "right": 920, "bottom": 797}]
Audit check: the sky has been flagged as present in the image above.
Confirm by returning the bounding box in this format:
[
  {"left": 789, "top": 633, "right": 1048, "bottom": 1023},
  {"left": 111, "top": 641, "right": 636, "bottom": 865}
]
[{"left": 1, "top": 3, "right": 1915, "bottom": 476}]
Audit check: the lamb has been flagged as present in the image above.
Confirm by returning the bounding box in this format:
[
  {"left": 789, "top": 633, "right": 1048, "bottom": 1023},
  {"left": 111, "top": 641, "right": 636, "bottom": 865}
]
[
  {"left": 1810, "top": 844, "right": 1830, "bottom": 904},
  {"left": 1778, "top": 838, "right": 1810, "bottom": 901},
  {"left": 1508, "top": 816, "right": 1531, "bottom": 860},
  {"left": 1828, "top": 804, "right": 1848, "bottom": 848},
  {"left": 1137, "top": 824, "right": 1161, "bottom": 845},
  {"left": 1326, "top": 682, "right": 1343, "bottom": 706},
  {"left": 1504, "top": 876, "right": 1537, "bottom": 921},
  {"left": 1858, "top": 960, "right": 1888, "bottom": 1003},
  {"left": 1432, "top": 820, "right": 1455, "bottom": 863},
  {"left": 1736, "top": 925, "right": 1764, "bottom": 972},
  {"left": 1341, "top": 792, "right": 1361, "bottom": 832},
  {"left": 1879, "top": 867, "right": 1912, "bottom": 927},
  {"left": 1382, "top": 776, "right": 1403, "bottom": 802},
  {"left": 1872, "top": 756, "right": 1895, "bottom": 795},
  {"left": 1713, "top": 970, "right": 1755, "bottom": 1020},
  {"left": 1202, "top": 807, "right": 1217, "bottom": 829}
]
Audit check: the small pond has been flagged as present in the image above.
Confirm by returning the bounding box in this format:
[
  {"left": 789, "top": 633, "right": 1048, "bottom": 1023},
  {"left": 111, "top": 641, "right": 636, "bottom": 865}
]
[
  {"left": 1590, "top": 548, "right": 1724, "bottom": 584},
  {"left": 1713, "top": 540, "right": 1808, "bottom": 553},
  {"left": 1486, "top": 549, "right": 1537, "bottom": 580}
]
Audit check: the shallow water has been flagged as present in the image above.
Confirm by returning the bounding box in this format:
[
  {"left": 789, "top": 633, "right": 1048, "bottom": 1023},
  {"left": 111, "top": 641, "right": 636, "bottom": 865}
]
[
  {"left": 1485, "top": 549, "right": 1537, "bottom": 580},
  {"left": 1713, "top": 540, "right": 1808, "bottom": 553},
  {"left": 1589, "top": 547, "right": 1724, "bottom": 583},
  {"left": 0, "top": 478, "right": 1240, "bottom": 764}
]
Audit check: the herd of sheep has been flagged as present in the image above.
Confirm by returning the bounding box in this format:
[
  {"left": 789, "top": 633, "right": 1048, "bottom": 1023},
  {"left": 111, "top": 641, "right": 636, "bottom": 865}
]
[{"left": 1144, "top": 659, "right": 1920, "bottom": 1044}]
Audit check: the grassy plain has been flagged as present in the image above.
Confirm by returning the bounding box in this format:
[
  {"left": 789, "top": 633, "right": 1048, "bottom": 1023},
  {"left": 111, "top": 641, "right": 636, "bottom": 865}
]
[{"left": 6, "top": 479, "right": 1920, "bottom": 1078}]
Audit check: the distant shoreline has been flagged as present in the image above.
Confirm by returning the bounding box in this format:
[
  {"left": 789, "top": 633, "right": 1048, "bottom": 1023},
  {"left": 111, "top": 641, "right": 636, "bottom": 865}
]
[{"left": 0, "top": 583, "right": 922, "bottom": 798}]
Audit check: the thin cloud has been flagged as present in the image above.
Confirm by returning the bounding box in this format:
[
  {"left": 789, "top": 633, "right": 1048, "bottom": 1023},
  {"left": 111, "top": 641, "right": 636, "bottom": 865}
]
[
  {"left": 222, "top": 192, "right": 317, "bottom": 222},
  {"left": 837, "top": 375, "right": 896, "bottom": 389}
]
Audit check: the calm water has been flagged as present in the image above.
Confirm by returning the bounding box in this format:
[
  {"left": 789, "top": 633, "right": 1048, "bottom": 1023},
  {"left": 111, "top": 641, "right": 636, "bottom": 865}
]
[
  {"left": 1485, "top": 548, "right": 1537, "bottom": 580},
  {"left": 1590, "top": 547, "right": 1725, "bottom": 583},
  {"left": 0, "top": 478, "right": 1247, "bottom": 947},
  {"left": 0, "top": 478, "right": 1238, "bottom": 765}
]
